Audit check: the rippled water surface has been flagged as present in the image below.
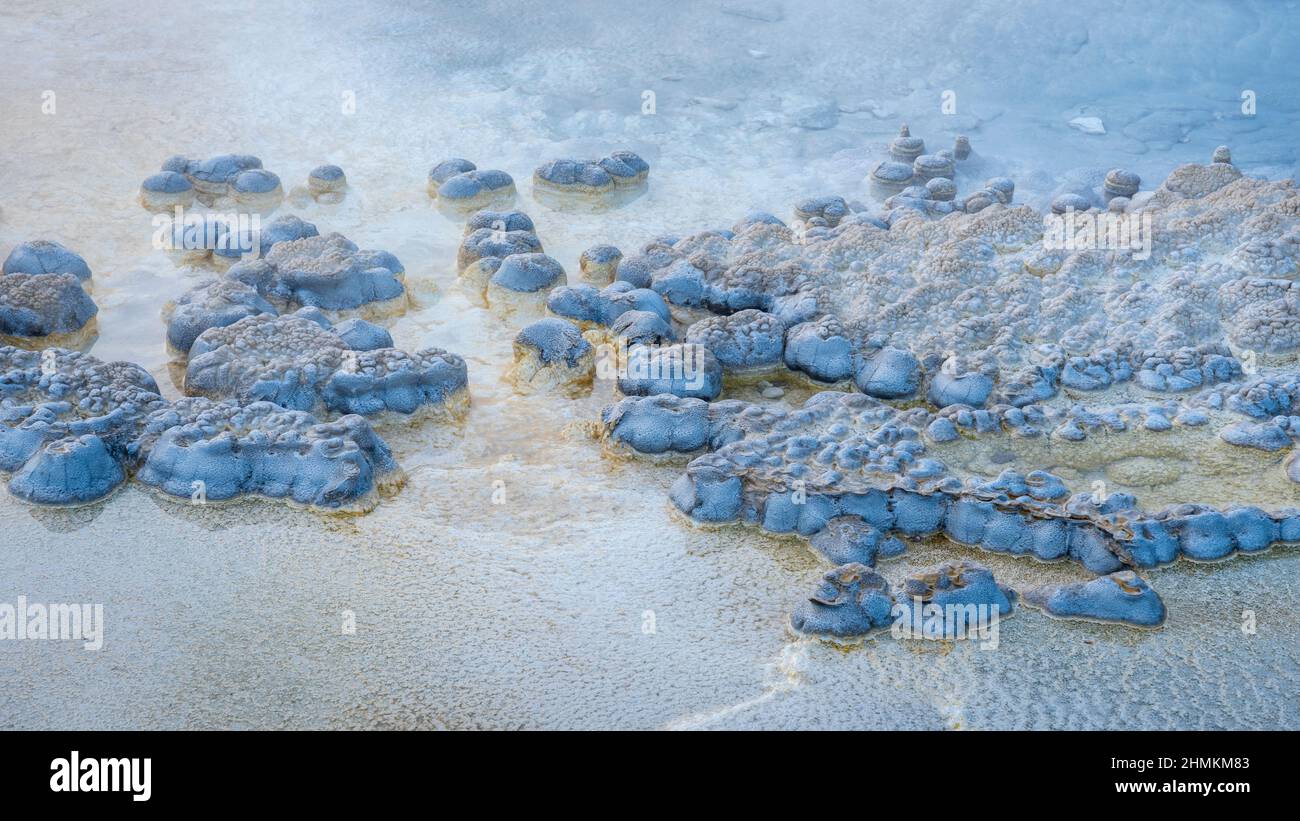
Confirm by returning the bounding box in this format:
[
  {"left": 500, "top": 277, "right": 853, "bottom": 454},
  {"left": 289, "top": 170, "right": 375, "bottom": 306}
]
[{"left": 1, "top": 0, "right": 1298, "bottom": 728}]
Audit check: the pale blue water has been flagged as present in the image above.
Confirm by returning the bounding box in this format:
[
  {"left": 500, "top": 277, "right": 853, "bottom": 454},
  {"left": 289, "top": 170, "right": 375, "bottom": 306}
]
[{"left": 0, "top": 0, "right": 1297, "bottom": 728}]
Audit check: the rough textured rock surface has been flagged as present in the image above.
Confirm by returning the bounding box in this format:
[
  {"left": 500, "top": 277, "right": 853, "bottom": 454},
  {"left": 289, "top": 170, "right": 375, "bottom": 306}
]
[
  {"left": 226, "top": 232, "right": 407, "bottom": 315},
  {"left": 0, "top": 273, "right": 98, "bottom": 345},
  {"left": 589, "top": 160, "right": 1292, "bottom": 416},
  {"left": 136, "top": 398, "right": 401, "bottom": 511},
  {"left": 184, "top": 313, "right": 468, "bottom": 418},
  {"left": 534, "top": 150, "right": 649, "bottom": 196},
  {"left": 0, "top": 346, "right": 410, "bottom": 511},
  {"left": 1024, "top": 570, "right": 1167, "bottom": 628}
]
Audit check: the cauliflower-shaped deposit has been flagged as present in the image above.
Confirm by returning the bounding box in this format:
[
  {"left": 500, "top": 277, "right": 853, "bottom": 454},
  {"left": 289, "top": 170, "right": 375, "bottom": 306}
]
[
  {"left": 508, "top": 317, "right": 595, "bottom": 397},
  {"left": 0, "top": 347, "right": 413, "bottom": 512},
  {"left": 427, "top": 159, "right": 516, "bottom": 211},
  {"left": 684, "top": 309, "right": 787, "bottom": 373},
  {"left": 794, "top": 196, "right": 849, "bottom": 228},
  {"left": 164, "top": 218, "right": 411, "bottom": 352},
  {"left": 1024, "top": 570, "right": 1167, "bottom": 628},
  {"left": 582, "top": 146, "right": 1300, "bottom": 639},
  {"left": 458, "top": 227, "right": 544, "bottom": 272},
  {"left": 600, "top": 394, "right": 712, "bottom": 455},
  {"left": 486, "top": 253, "right": 566, "bottom": 315},
  {"left": 163, "top": 278, "right": 277, "bottom": 355},
  {"left": 139, "top": 171, "right": 195, "bottom": 211},
  {"left": 136, "top": 399, "right": 401, "bottom": 512},
  {"left": 0, "top": 347, "right": 165, "bottom": 504},
  {"left": 225, "top": 232, "right": 407, "bottom": 318},
  {"left": 809, "top": 516, "right": 906, "bottom": 566},
  {"left": 789, "top": 563, "right": 896, "bottom": 640},
  {"left": 308, "top": 164, "right": 347, "bottom": 201},
  {"left": 144, "top": 153, "right": 283, "bottom": 210},
  {"left": 456, "top": 211, "right": 547, "bottom": 302},
  {"left": 603, "top": 382, "right": 1300, "bottom": 635},
  {"left": 1, "top": 241, "right": 98, "bottom": 348},
  {"left": 426, "top": 158, "right": 477, "bottom": 195},
  {"left": 610, "top": 309, "right": 674, "bottom": 346},
  {"left": 533, "top": 150, "right": 649, "bottom": 199},
  {"left": 618, "top": 343, "right": 723, "bottom": 401},
  {"left": 891, "top": 561, "right": 1017, "bottom": 638},
  {"left": 596, "top": 153, "right": 1297, "bottom": 414},
  {"left": 3, "top": 241, "right": 93, "bottom": 283},
  {"left": 546, "top": 282, "right": 670, "bottom": 329},
  {"left": 0, "top": 273, "right": 98, "bottom": 349},
  {"left": 579, "top": 244, "right": 623, "bottom": 286},
  {"left": 184, "top": 313, "right": 468, "bottom": 419}
]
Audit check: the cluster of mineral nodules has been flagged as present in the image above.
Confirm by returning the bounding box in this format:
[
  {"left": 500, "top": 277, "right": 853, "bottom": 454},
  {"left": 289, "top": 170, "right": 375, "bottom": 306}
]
[
  {"left": 0, "top": 336, "right": 462, "bottom": 513},
  {"left": 0, "top": 241, "right": 97, "bottom": 350},
  {"left": 591, "top": 140, "right": 1300, "bottom": 638},
  {"left": 0, "top": 207, "right": 469, "bottom": 511},
  {"left": 0, "top": 345, "right": 422, "bottom": 511},
  {"left": 140, "top": 153, "right": 349, "bottom": 213}
]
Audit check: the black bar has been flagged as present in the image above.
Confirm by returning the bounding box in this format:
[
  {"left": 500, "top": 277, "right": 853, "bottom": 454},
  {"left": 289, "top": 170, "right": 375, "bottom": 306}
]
[{"left": 4, "top": 731, "right": 1283, "bottom": 805}]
